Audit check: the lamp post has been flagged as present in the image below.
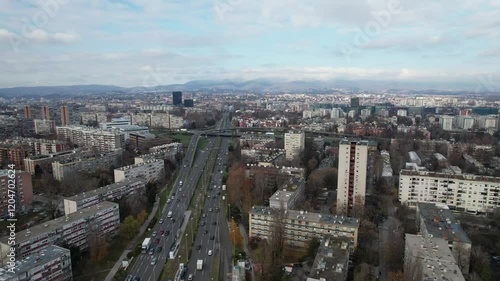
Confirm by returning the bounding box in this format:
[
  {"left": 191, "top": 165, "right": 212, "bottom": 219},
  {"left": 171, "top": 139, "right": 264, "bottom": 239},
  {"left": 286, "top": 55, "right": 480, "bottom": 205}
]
[{"left": 185, "top": 233, "right": 188, "bottom": 262}]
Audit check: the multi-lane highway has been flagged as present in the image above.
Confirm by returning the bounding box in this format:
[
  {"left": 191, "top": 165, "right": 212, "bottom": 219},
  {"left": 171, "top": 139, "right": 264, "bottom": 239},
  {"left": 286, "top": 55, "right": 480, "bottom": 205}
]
[{"left": 127, "top": 115, "right": 230, "bottom": 281}]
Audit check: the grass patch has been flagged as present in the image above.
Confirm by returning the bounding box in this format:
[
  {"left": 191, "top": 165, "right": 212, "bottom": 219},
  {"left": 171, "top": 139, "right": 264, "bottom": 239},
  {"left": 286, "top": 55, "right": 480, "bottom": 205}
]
[
  {"left": 211, "top": 254, "right": 220, "bottom": 280},
  {"left": 169, "top": 133, "right": 193, "bottom": 146}
]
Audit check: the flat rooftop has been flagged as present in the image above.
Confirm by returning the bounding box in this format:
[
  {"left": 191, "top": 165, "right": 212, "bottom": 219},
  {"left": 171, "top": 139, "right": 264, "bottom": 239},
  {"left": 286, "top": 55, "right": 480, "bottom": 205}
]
[
  {"left": 65, "top": 178, "right": 146, "bottom": 202},
  {"left": 0, "top": 245, "right": 70, "bottom": 280},
  {"left": 339, "top": 139, "right": 369, "bottom": 146},
  {"left": 417, "top": 202, "right": 471, "bottom": 244},
  {"left": 0, "top": 201, "right": 118, "bottom": 246},
  {"left": 400, "top": 169, "right": 500, "bottom": 183},
  {"left": 251, "top": 206, "right": 359, "bottom": 228},
  {"left": 115, "top": 158, "right": 163, "bottom": 171},
  {"left": 308, "top": 237, "right": 349, "bottom": 281},
  {"left": 405, "top": 234, "right": 465, "bottom": 281}
]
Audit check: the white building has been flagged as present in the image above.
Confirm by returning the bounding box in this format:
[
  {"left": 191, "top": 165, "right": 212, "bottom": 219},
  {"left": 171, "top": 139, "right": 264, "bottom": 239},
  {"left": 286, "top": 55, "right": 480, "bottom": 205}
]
[
  {"left": 397, "top": 109, "right": 408, "bottom": 117},
  {"left": 337, "top": 140, "right": 368, "bottom": 215},
  {"left": 269, "top": 178, "right": 305, "bottom": 210},
  {"left": 0, "top": 245, "right": 72, "bottom": 280},
  {"left": 360, "top": 108, "right": 371, "bottom": 118},
  {"left": 34, "top": 119, "right": 55, "bottom": 134},
  {"left": 330, "top": 108, "right": 343, "bottom": 119},
  {"left": 114, "top": 158, "right": 164, "bottom": 183},
  {"left": 56, "top": 126, "right": 125, "bottom": 152},
  {"left": 439, "top": 116, "right": 455, "bottom": 131},
  {"left": 63, "top": 178, "right": 146, "bottom": 215},
  {"left": 0, "top": 201, "right": 120, "bottom": 259},
  {"left": 284, "top": 131, "right": 305, "bottom": 160},
  {"left": 399, "top": 170, "right": 500, "bottom": 213},
  {"left": 99, "top": 117, "right": 131, "bottom": 129}
]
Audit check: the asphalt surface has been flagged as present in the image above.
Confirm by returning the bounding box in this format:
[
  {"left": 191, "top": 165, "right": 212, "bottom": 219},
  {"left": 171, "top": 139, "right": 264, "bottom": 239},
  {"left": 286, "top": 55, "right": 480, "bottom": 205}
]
[{"left": 127, "top": 115, "right": 230, "bottom": 281}]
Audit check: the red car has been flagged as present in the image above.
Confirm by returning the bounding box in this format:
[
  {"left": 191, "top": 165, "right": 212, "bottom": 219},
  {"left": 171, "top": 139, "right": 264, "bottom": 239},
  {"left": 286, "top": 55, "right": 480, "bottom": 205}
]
[
  {"left": 155, "top": 238, "right": 160, "bottom": 244},
  {"left": 160, "top": 229, "right": 164, "bottom": 235}
]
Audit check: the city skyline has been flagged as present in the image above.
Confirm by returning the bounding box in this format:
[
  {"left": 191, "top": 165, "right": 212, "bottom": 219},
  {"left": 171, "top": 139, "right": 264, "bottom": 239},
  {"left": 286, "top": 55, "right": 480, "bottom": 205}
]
[{"left": 0, "top": 1, "right": 498, "bottom": 89}]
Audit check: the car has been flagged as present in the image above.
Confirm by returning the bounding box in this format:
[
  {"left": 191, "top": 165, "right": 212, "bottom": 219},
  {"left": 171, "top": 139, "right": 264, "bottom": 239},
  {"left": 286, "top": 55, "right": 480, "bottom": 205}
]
[
  {"left": 204, "top": 230, "right": 208, "bottom": 234},
  {"left": 167, "top": 199, "right": 171, "bottom": 204},
  {"left": 213, "top": 221, "right": 217, "bottom": 225},
  {"left": 172, "top": 218, "right": 176, "bottom": 223},
  {"left": 133, "top": 277, "right": 140, "bottom": 281},
  {"left": 217, "top": 192, "right": 221, "bottom": 195},
  {"left": 201, "top": 221, "right": 205, "bottom": 226},
  {"left": 209, "top": 208, "right": 213, "bottom": 212},
  {"left": 155, "top": 238, "right": 160, "bottom": 244},
  {"left": 208, "top": 250, "right": 213, "bottom": 256},
  {"left": 149, "top": 248, "right": 154, "bottom": 255},
  {"left": 126, "top": 275, "right": 134, "bottom": 281},
  {"left": 202, "top": 214, "right": 206, "bottom": 218},
  {"left": 176, "top": 199, "right": 180, "bottom": 203},
  {"left": 150, "top": 257, "right": 157, "bottom": 265},
  {"left": 159, "top": 219, "right": 164, "bottom": 224},
  {"left": 207, "top": 195, "right": 211, "bottom": 198},
  {"left": 152, "top": 231, "right": 157, "bottom": 237},
  {"left": 210, "top": 235, "right": 215, "bottom": 240},
  {"left": 172, "top": 192, "right": 176, "bottom": 196},
  {"left": 184, "top": 165, "right": 187, "bottom": 167},
  {"left": 188, "top": 274, "right": 193, "bottom": 280},
  {"left": 196, "top": 245, "right": 202, "bottom": 250},
  {"left": 157, "top": 246, "right": 163, "bottom": 252},
  {"left": 160, "top": 229, "right": 164, "bottom": 235}
]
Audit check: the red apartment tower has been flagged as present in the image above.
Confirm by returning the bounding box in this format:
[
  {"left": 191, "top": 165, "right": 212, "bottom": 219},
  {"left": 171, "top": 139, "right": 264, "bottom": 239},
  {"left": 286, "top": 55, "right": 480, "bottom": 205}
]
[
  {"left": 41, "top": 106, "right": 50, "bottom": 120},
  {"left": 60, "top": 106, "right": 70, "bottom": 126},
  {"left": 24, "top": 106, "right": 32, "bottom": 119}
]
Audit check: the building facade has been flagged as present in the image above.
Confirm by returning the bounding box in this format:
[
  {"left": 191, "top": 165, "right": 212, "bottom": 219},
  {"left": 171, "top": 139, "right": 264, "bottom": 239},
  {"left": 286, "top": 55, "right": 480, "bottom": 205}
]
[
  {"left": 336, "top": 140, "right": 368, "bottom": 215},
  {"left": 0, "top": 170, "right": 33, "bottom": 219},
  {"left": 249, "top": 206, "right": 359, "bottom": 251},
  {"left": 114, "top": 158, "right": 164, "bottom": 183},
  {"left": 60, "top": 106, "right": 69, "bottom": 126},
  {"left": 56, "top": 126, "right": 125, "bottom": 152},
  {"left": 51, "top": 149, "right": 121, "bottom": 181},
  {"left": 284, "top": 131, "right": 305, "bottom": 160},
  {"left": 399, "top": 170, "right": 500, "bottom": 213}
]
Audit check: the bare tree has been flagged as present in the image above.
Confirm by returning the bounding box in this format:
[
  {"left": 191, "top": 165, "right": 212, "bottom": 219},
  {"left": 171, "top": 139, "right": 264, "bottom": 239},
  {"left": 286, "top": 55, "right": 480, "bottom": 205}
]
[
  {"left": 453, "top": 242, "right": 471, "bottom": 274},
  {"left": 404, "top": 257, "right": 423, "bottom": 281}
]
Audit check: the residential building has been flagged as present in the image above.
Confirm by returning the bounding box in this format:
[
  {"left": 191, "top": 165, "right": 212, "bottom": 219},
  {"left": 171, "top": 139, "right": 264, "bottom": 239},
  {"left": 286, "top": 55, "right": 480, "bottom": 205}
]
[
  {"left": 23, "top": 106, "right": 32, "bottom": 119},
  {"left": 60, "top": 106, "right": 69, "bottom": 126},
  {"left": 114, "top": 158, "right": 164, "bottom": 183},
  {"left": 136, "top": 142, "right": 183, "bottom": 162},
  {"left": 399, "top": 170, "right": 500, "bottom": 213},
  {"left": 169, "top": 115, "right": 183, "bottom": 129},
  {"left": 172, "top": 91, "right": 182, "bottom": 106},
  {"left": 404, "top": 234, "right": 466, "bottom": 281},
  {"left": 51, "top": 149, "right": 121, "bottom": 180},
  {"left": 0, "top": 245, "right": 72, "bottom": 280},
  {"left": 1, "top": 137, "right": 71, "bottom": 156},
  {"left": 439, "top": 116, "right": 454, "bottom": 131},
  {"left": 249, "top": 206, "right": 359, "bottom": 251},
  {"left": 0, "top": 170, "right": 33, "bottom": 218},
  {"left": 0, "top": 145, "right": 33, "bottom": 169},
  {"left": 41, "top": 106, "right": 50, "bottom": 120},
  {"left": 63, "top": 178, "right": 146, "bottom": 215},
  {"left": 56, "top": 126, "right": 125, "bottom": 152},
  {"left": 109, "top": 125, "right": 149, "bottom": 140},
  {"left": 34, "top": 119, "right": 55, "bottom": 134},
  {"left": 269, "top": 178, "right": 305, "bottom": 210},
  {"left": 330, "top": 108, "right": 342, "bottom": 119},
  {"left": 284, "top": 131, "right": 305, "bottom": 160},
  {"left": 416, "top": 202, "right": 471, "bottom": 274},
  {"left": 129, "top": 132, "right": 169, "bottom": 152},
  {"left": 337, "top": 140, "right": 368, "bottom": 215},
  {"left": 99, "top": 117, "right": 131, "bottom": 129},
  {"left": 307, "top": 237, "right": 350, "bottom": 281},
  {"left": 0, "top": 201, "right": 120, "bottom": 259}
]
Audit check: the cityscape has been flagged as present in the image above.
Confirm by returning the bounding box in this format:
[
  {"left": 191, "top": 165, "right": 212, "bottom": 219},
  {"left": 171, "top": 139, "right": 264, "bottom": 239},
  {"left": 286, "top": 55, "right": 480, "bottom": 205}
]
[{"left": 1, "top": 1, "right": 500, "bottom": 281}]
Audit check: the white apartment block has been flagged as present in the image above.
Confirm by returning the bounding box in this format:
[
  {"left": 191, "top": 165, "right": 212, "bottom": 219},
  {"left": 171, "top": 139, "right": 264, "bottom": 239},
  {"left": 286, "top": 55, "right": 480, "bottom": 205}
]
[
  {"left": 269, "top": 178, "right": 305, "bottom": 210},
  {"left": 51, "top": 149, "right": 121, "bottom": 181},
  {"left": 169, "top": 115, "right": 184, "bottom": 129},
  {"left": 114, "top": 158, "right": 164, "bottom": 183},
  {"left": 249, "top": 206, "right": 359, "bottom": 251},
  {"left": 439, "top": 116, "right": 455, "bottom": 131},
  {"left": 0, "top": 202, "right": 120, "bottom": 259},
  {"left": 0, "top": 245, "right": 72, "bottom": 280},
  {"left": 284, "top": 131, "right": 305, "bottom": 160},
  {"left": 56, "top": 126, "right": 125, "bottom": 152},
  {"left": 330, "top": 108, "right": 343, "bottom": 119},
  {"left": 399, "top": 170, "right": 500, "bottom": 213},
  {"left": 63, "top": 178, "right": 146, "bottom": 215},
  {"left": 0, "top": 137, "right": 70, "bottom": 155},
  {"left": 34, "top": 119, "right": 55, "bottom": 134},
  {"left": 337, "top": 140, "right": 368, "bottom": 215},
  {"left": 99, "top": 117, "right": 131, "bottom": 129}
]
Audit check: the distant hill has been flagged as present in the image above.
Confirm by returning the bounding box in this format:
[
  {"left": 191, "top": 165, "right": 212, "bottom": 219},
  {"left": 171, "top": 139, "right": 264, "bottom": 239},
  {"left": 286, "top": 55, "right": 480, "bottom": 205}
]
[{"left": 0, "top": 78, "right": 493, "bottom": 97}]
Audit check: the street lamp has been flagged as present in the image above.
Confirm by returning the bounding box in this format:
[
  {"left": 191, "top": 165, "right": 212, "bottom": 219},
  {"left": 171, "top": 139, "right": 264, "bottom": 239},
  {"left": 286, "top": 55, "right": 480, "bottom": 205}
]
[{"left": 185, "top": 233, "right": 188, "bottom": 262}]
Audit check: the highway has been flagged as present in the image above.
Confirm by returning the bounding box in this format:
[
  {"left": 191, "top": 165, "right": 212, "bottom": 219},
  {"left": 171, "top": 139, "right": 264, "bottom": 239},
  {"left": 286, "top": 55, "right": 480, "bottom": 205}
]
[{"left": 127, "top": 115, "right": 229, "bottom": 281}]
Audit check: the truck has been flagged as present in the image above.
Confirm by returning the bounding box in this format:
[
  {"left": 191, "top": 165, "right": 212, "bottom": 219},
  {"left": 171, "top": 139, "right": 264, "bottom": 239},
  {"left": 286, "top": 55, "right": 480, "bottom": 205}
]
[
  {"left": 141, "top": 238, "right": 151, "bottom": 253},
  {"left": 197, "top": 259, "right": 203, "bottom": 270}
]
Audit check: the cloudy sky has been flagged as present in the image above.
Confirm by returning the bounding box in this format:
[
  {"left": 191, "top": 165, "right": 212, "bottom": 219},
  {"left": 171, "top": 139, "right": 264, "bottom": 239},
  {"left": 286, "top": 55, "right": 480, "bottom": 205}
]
[{"left": 0, "top": 0, "right": 499, "bottom": 88}]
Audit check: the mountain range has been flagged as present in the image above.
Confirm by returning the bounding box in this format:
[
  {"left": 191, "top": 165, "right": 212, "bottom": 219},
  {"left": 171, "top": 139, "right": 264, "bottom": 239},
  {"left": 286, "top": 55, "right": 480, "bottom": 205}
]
[{"left": 0, "top": 78, "right": 493, "bottom": 97}]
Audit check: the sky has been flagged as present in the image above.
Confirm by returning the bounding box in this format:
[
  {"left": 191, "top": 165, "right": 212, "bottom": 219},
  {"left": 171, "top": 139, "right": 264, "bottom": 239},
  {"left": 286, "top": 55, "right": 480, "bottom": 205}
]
[{"left": 0, "top": 0, "right": 499, "bottom": 89}]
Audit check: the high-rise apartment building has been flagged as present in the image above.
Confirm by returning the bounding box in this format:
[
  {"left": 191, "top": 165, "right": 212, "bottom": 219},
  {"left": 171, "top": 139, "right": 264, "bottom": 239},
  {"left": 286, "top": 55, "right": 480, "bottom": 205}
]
[
  {"left": 41, "top": 106, "right": 50, "bottom": 120},
  {"left": 337, "top": 140, "right": 368, "bottom": 215},
  {"left": 439, "top": 115, "right": 454, "bottom": 131},
  {"left": 60, "top": 105, "right": 69, "bottom": 126},
  {"left": 0, "top": 170, "right": 33, "bottom": 218},
  {"left": 23, "top": 105, "right": 32, "bottom": 119},
  {"left": 172, "top": 91, "right": 183, "bottom": 106},
  {"left": 284, "top": 131, "right": 305, "bottom": 160}
]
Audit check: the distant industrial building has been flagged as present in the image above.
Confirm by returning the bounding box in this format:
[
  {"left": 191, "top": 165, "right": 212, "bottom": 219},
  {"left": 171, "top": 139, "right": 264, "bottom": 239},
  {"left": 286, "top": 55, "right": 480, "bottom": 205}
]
[
  {"left": 249, "top": 206, "right": 359, "bottom": 251},
  {"left": 172, "top": 91, "right": 183, "bottom": 106},
  {"left": 0, "top": 170, "right": 33, "bottom": 218},
  {"left": 0, "top": 201, "right": 120, "bottom": 259},
  {"left": 0, "top": 245, "right": 73, "bottom": 280},
  {"left": 64, "top": 178, "right": 146, "bottom": 215}
]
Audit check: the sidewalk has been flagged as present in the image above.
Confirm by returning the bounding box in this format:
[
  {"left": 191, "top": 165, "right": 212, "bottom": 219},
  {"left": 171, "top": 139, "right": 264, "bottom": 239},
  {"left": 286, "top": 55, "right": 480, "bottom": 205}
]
[
  {"left": 239, "top": 224, "right": 255, "bottom": 281},
  {"left": 103, "top": 199, "right": 160, "bottom": 281}
]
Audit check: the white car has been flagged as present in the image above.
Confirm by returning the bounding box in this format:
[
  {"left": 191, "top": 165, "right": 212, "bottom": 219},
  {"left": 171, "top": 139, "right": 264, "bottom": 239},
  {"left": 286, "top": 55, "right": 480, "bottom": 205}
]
[{"left": 208, "top": 250, "right": 212, "bottom": 256}]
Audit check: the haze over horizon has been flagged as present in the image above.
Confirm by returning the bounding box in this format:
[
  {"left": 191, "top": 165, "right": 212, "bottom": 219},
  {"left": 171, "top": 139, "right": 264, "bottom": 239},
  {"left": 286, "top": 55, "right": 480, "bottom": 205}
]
[{"left": 0, "top": 0, "right": 499, "bottom": 90}]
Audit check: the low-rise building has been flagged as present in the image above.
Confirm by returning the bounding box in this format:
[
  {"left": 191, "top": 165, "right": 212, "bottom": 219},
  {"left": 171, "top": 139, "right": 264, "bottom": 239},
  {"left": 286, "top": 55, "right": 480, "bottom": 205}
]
[
  {"left": 0, "top": 245, "right": 72, "bottom": 280},
  {"left": 399, "top": 169, "right": 500, "bottom": 213},
  {"left": 269, "top": 178, "right": 305, "bottom": 210},
  {"left": 114, "top": 158, "right": 164, "bottom": 183},
  {"left": 307, "top": 237, "right": 350, "bottom": 281},
  {"left": 249, "top": 206, "right": 359, "bottom": 251},
  {"left": 0, "top": 201, "right": 120, "bottom": 259},
  {"left": 63, "top": 178, "right": 146, "bottom": 215}
]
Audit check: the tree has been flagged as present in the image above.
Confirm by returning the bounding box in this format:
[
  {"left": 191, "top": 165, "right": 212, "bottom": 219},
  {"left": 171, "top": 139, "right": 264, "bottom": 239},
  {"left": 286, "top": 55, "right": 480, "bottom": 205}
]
[
  {"left": 306, "top": 237, "right": 321, "bottom": 265},
  {"left": 470, "top": 246, "right": 491, "bottom": 281},
  {"left": 387, "top": 271, "right": 404, "bottom": 281},
  {"left": 89, "top": 236, "right": 110, "bottom": 262},
  {"left": 120, "top": 215, "right": 140, "bottom": 239},
  {"left": 145, "top": 182, "right": 157, "bottom": 208},
  {"left": 453, "top": 242, "right": 470, "bottom": 273},
  {"left": 229, "top": 219, "right": 243, "bottom": 248},
  {"left": 354, "top": 262, "right": 375, "bottom": 281},
  {"left": 136, "top": 209, "right": 148, "bottom": 225},
  {"left": 404, "top": 257, "right": 423, "bottom": 281}
]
